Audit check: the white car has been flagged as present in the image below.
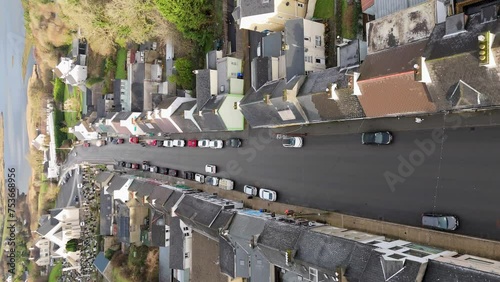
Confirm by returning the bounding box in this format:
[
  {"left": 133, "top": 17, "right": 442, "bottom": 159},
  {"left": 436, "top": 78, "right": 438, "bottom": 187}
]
[
  {"left": 150, "top": 166, "right": 159, "bottom": 173},
  {"left": 243, "top": 185, "right": 258, "bottom": 196},
  {"left": 259, "top": 188, "right": 277, "bottom": 201},
  {"left": 205, "top": 164, "right": 217, "bottom": 174},
  {"left": 282, "top": 137, "right": 303, "bottom": 148},
  {"left": 195, "top": 173, "right": 205, "bottom": 183},
  {"left": 209, "top": 140, "right": 224, "bottom": 149},
  {"left": 77, "top": 183, "right": 83, "bottom": 189},
  {"left": 198, "top": 139, "right": 210, "bottom": 148},
  {"left": 163, "top": 140, "right": 174, "bottom": 147},
  {"left": 219, "top": 179, "right": 234, "bottom": 190},
  {"left": 173, "top": 139, "right": 185, "bottom": 147}
]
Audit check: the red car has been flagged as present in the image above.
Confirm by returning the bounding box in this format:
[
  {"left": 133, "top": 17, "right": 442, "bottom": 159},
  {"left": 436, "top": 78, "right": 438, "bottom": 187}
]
[
  {"left": 83, "top": 141, "right": 90, "bottom": 147},
  {"left": 116, "top": 138, "right": 125, "bottom": 144},
  {"left": 188, "top": 139, "right": 198, "bottom": 147},
  {"left": 131, "top": 163, "right": 140, "bottom": 169},
  {"left": 147, "top": 140, "right": 158, "bottom": 146},
  {"left": 129, "top": 136, "right": 139, "bottom": 144}
]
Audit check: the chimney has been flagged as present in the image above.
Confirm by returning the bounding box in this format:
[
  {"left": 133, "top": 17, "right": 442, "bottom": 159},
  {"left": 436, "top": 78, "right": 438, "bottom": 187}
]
[
  {"left": 263, "top": 94, "right": 272, "bottom": 105},
  {"left": 282, "top": 89, "right": 288, "bottom": 102},
  {"left": 327, "top": 83, "right": 339, "bottom": 100},
  {"left": 478, "top": 31, "right": 496, "bottom": 67},
  {"left": 413, "top": 57, "right": 431, "bottom": 83},
  {"left": 348, "top": 72, "right": 361, "bottom": 95}
]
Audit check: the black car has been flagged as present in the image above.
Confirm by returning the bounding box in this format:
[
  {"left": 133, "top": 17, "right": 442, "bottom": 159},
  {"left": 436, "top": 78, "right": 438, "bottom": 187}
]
[
  {"left": 168, "top": 169, "right": 178, "bottom": 177},
  {"left": 184, "top": 171, "right": 195, "bottom": 180},
  {"left": 226, "top": 138, "right": 242, "bottom": 148},
  {"left": 159, "top": 167, "right": 169, "bottom": 175},
  {"left": 422, "top": 213, "right": 459, "bottom": 231},
  {"left": 119, "top": 161, "right": 126, "bottom": 167},
  {"left": 157, "top": 140, "right": 164, "bottom": 147},
  {"left": 361, "top": 131, "right": 393, "bottom": 145}
]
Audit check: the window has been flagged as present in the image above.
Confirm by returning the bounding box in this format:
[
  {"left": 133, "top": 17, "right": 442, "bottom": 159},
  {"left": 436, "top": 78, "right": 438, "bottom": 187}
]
[
  {"left": 184, "top": 252, "right": 190, "bottom": 258},
  {"left": 315, "top": 35, "right": 322, "bottom": 47},
  {"left": 308, "top": 267, "right": 318, "bottom": 282},
  {"left": 316, "top": 58, "right": 321, "bottom": 63},
  {"left": 305, "top": 56, "right": 313, "bottom": 63},
  {"left": 304, "top": 37, "right": 310, "bottom": 41},
  {"left": 298, "top": 3, "right": 304, "bottom": 8},
  {"left": 231, "top": 61, "right": 238, "bottom": 65}
]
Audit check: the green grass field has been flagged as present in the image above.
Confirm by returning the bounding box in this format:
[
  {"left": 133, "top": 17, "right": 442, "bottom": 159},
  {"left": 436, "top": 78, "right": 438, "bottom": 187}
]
[
  {"left": 314, "top": 0, "right": 335, "bottom": 19},
  {"left": 48, "top": 262, "right": 62, "bottom": 282},
  {"left": 115, "top": 48, "right": 127, "bottom": 79}
]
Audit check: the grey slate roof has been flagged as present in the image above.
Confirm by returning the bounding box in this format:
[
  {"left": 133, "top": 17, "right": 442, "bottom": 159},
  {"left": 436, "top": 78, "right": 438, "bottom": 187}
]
[
  {"left": 96, "top": 98, "right": 106, "bottom": 118},
  {"left": 106, "top": 176, "right": 129, "bottom": 193},
  {"left": 169, "top": 217, "right": 184, "bottom": 270},
  {"left": 251, "top": 57, "right": 273, "bottom": 90},
  {"left": 131, "top": 63, "right": 146, "bottom": 112},
  {"left": 113, "top": 79, "right": 122, "bottom": 109},
  {"left": 338, "top": 39, "right": 362, "bottom": 68},
  {"left": 151, "top": 223, "right": 166, "bottom": 247},
  {"left": 257, "top": 220, "right": 304, "bottom": 268},
  {"left": 149, "top": 186, "right": 173, "bottom": 210},
  {"left": 195, "top": 69, "right": 212, "bottom": 109},
  {"left": 135, "top": 181, "right": 158, "bottom": 199},
  {"left": 219, "top": 235, "right": 235, "bottom": 278},
  {"left": 116, "top": 202, "right": 130, "bottom": 244},
  {"left": 198, "top": 95, "right": 227, "bottom": 131},
  {"left": 100, "top": 194, "right": 113, "bottom": 236},
  {"left": 95, "top": 172, "right": 114, "bottom": 185},
  {"left": 284, "top": 19, "right": 305, "bottom": 81},
  {"left": 169, "top": 100, "right": 200, "bottom": 133},
  {"left": 93, "top": 252, "right": 110, "bottom": 273},
  {"left": 163, "top": 190, "right": 182, "bottom": 215},
  {"left": 240, "top": 0, "right": 274, "bottom": 17},
  {"left": 159, "top": 247, "right": 171, "bottom": 282},
  {"left": 262, "top": 32, "right": 283, "bottom": 58},
  {"left": 206, "top": 50, "right": 219, "bottom": 70},
  {"left": 36, "top": 220, "right": 57, "bottom": 236},
  {"left": 423, "top": 259, "right": 500, "bottom": 282}
]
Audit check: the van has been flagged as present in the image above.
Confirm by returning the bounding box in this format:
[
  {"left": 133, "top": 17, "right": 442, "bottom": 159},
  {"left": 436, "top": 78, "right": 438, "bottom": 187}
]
[{"left": 219, "top": 179, "right": 234, "bottom": 190}]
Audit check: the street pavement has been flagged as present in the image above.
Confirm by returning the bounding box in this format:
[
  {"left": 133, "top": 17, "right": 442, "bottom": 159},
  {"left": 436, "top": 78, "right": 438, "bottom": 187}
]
[{"left": 61, "top": 111, "right": 500, "bottom": 241}]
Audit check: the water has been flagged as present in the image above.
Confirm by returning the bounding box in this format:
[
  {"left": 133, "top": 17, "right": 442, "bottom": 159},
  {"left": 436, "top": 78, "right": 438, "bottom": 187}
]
[{"left": 0, "top": 0, "right": 36, "bottom": 194}]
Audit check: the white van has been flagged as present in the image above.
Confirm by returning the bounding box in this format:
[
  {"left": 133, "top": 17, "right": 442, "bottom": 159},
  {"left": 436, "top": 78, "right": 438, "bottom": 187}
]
[{"left": 219, "top": 179, "right": 234, "bottom": 190}]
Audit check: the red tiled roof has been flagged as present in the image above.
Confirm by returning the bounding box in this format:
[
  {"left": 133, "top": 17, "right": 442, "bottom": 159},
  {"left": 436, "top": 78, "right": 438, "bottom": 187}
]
[
  {"left": 362, "top": 0, "right": 374, "bottom": 11},
  {"left": 357, "top": 72, "right": 436, "bottom": 117}
]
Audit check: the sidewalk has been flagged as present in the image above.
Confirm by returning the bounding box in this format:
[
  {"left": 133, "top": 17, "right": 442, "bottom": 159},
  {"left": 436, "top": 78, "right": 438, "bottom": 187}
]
[{"left": 129, "top": 170, "right": 500, "bottom": 261}]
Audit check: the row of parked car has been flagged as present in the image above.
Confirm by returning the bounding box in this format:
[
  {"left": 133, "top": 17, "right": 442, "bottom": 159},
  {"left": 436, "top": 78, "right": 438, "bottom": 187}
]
[{"left": 129, "top": 137, "right": 243, "bottom": 149}]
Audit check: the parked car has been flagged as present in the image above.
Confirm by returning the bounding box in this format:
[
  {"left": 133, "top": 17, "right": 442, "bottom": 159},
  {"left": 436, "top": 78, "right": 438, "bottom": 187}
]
[
  {"left": 210, "top": 140, "right": 224, "bottom": 149},
  {"left": 129, "top": 136, "right": 139, "bottom": 144},
  {"left": 156, "top": 140, "right": 164, "bottom": 147},
  {"left": 173, "top": 139, "right": 185, "bottom": 147},
  {"left": 83, "top": 141, "right": 90, "bottom": 147},
  {"left": 149, "top": 166, "right": 159, "bottom": 173},
  {"left": 163, "top": 140, "right": 174, "bottom": 147},
  {"left": 131, "top": 163, "right": 140, "bottom": 169},
  {"left": 159, "top": 167, "right": 169, "bottom": 175},
  {"left": 243, "top": 185, "right": 258, "bottom": 196},
  {"left": 205, "top": 164, "right": 217, "bottom": 174},
  {"left": 147, "top": 140, "right": 158, "bottom": 146},
  {"left": 361, "top": 131, "right": 393, "bottom": 145},
  {"left": 106, "top": 137, "right": 114, "bottom": 143},
  {"left": 96, "top": 140, "right": 107, "bottom": 147},
  {"left": 188, "top": 139, "right": 198, "bottom": 147},
  {"left": 259, "top": 188, "right": 277, "bottom": 201},
  {"left": 119, "top": 161, "right": 126, "bottom": 167},
  {"left": 282, "top": 137, "right": 303, "bottom": 148},
  {"left": 226, "top": 138, "right": 242, "bottom": 148},
  {"left": 422, "top": 213, "right": 459, "bottom": 231},
  {"left": 125, "top": 162, "right": 132, "bottom": 169},
  {"left": 74, "top": 196, "right": 79, "bottom": 202},
  {"left": 206, "top": 176, "right": 219, "bottom": 186},
  {"left": 142, "top": 161, "right": 150, "bottom": 171},
  {"left": 198, "top": 139, "right": 210, "bottom": 148},
  {"left": 219, "top": 179, "right": 234, "bottom": 190},
  {"left": 195, "top": 173, "right": 205, "bottom": 183},
  {"left": 168, "top": 169, "right": 178, "bottom": 177},
  {"left": 184, "top": 171, "right": 195, "bottom": 180}
]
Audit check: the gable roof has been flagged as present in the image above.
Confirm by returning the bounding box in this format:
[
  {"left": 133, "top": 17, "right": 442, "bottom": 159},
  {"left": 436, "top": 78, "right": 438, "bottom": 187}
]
[
  {"left": 149, "top": 186, "right": 174, "bottom": 210},
  {"left": 197, "top": 96, "right": 227, "bottom": 131},
  {"left": 100, "top": 194, "right": 113, "bottom": 236},
  {"left": 116, "top": 202, "right": 130, "bottom": 243},
  {"left": 195, "top": 69, "right": 213, "bottom": 109},
  {"left": 423, "top": 259, "right": 500, "bottom": 282},
  {"left": 284, "top": 18, "right": 306, "bottom": 81},
  {"left": 169, "top": 217, "right": 185, "bottom": 270},
  {"left": 95, "top": 172, "right": 114, "bottom": 185},
  {"left": 240, "top": 0, "right": 274, "bottom": 17},
  {"left": 219, "top": 235, "right": 235, "bottom": 278},
  {"left": 151, "top": 223, "right": 166, "bottom": 247},
  {"left": 163, "top": 190, "right": 183, "bottom": 215},
  {"left": 106, "top": 176, "right": 129, "bottom": 193},
  {"left": 169, "top": 100, "right": 200, "bottom": 133},
  {"left": 93, "top": 252, "right": 110, "bottom": 273},
  {"left": 251, "top": 57, "right": 274, "bottom": 90}
]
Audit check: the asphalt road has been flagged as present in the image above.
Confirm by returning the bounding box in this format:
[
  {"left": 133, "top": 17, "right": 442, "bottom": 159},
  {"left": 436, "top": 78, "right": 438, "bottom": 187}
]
[{"left": 66, "top": 126, "right": 500, "bottom": 241}]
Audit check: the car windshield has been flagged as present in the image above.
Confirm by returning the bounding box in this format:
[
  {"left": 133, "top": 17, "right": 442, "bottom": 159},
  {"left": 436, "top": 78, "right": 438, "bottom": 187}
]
[
  {"left": 437, "top": 217, "right": 448, "bottom": 228},
  {"left": 284, "top": 138, "right": 294, "bottom": 145},
  {"left": 263, "top": 191, "right": 271, "bottom": 199}
]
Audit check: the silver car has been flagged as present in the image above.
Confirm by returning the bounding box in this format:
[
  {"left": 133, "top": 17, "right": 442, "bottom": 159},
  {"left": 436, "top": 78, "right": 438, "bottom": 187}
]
[
  {"left": 209, "top": 140, "right": 224, "bottom": 149},
  {"left": 421, "top": 213, "right": 459, "bottom": 231},
  {"left": 259, "top": 188, "right": 277, "bottom": 201},
  {"left": 282, "top": 137, "right": 303, "bottom": 148},
  {"left": 243, "top": 185, "right": 258, "bottom": 196}
]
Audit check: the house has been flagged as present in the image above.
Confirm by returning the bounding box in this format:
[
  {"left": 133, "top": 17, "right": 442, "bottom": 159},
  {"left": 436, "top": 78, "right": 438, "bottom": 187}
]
[
  {"left": 297, "top": 67, "right": 365, "bottom": 122},
  {"left": 240, "top": 76, "right": 309, "bottom": 128},
  {"left": 196, "top": 93, "right": 245, "bottom": 131},
  {"left": 217, "top": 57, "right": 244, "bottom": 95},
  {"left": 232, "top": 0, "right": 309, "bottom": 32},
  {"left": 32, "top": 134, "right": 46, "bottom": 151},
  {"left": 92, "top": 112, "right": 118, "bottom": 135},
  {"left": 421, "top": 10, "right": 500, "bottom": 111},
  {"left": 129, "top": 63, "right": 165, "bottom": 112},
  {"left": 356, "top": 40, "right": 437, "bottom": 117},
  {"left": 361, "top": 0, "right": 429, "bottom": 19},
  {"left": 53, "top": 57, "right": 88, "bottom": 86},
  {"left": 251, "top": 56, "right": 282, "bottom": 90},
  {"left": 105, "top": 175, "right": 132, "bottom": 203},
  {"left": 70, "top": 120, "right": 99, "bottom": 141},
  {"left": 336, "top": 39, "right": 368, "bottom": 68},
  {"left": 206, "top": 50, "right": 222, "bottom": 70},
  {"left": 169, "top": 100, "right": 202, "bottom": 133},
  {"left": 93, "top": 252, "right": 112, "bottom": 282},
  {"left": 169, "top": 217, "right": 193, "bottom": 273},
  {"left": 28, "top": 238, "right": 51, "bottom": 266},
  {"left": 100, "top": 193, "right": 113, "bottom": 236},
  {"left": 113, "top": 79, "right": 128, "bottom": 111},
  {"left": 110, "top": 112, "right": 133, "bottom": 135},
  {"left": 114, "top": 199, "right": 149, "bottom": 245},
  {"left": 129, "top": 180, "right": 158, "bottom": 204}
]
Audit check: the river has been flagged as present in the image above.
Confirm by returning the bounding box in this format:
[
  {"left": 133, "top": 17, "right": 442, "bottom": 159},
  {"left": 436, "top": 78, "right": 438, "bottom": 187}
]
[{"left": 0, "top": 0, "right": 36, "bottom": 194}]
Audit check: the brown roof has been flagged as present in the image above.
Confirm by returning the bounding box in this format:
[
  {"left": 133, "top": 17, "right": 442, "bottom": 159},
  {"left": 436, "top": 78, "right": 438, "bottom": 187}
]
[
  {"left": 362, "top": 0, "right": 374, "bottom": 11},
  {"left": 357, "top": 72, "right": 436, "bottom": 117},
  {"left": 359, "top": 40, "right": 428, "bottom": 81}
]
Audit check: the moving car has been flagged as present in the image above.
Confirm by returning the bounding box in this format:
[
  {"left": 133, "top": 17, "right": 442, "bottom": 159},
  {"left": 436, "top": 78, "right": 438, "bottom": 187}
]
[
  {"left": 421, "top": 213, "right": 459, "bottom": 231},
  {"left": 142, "top": 161, "right": 150, "bottom": 171},
  {"left": 163, "top": 140, "right": 174, "bottom": 147},
  {"left": 206, "top": 176, "right": 219, "bottom": 186},
  {"left": 282, "top": 137, "right": 303, "bottom": 148},
  {"left": 198, "top": 139, "right": 210, "bottom": 148},
  {"left": 129, "top": 136, "right": 139, "bottom": 144},
  {"left": 243, "top": 185, "right": 258, "bottom": 196},
  {"left": 184, "top": 171, "right": 195, "bottom": 180},
  {"left": 205, "top": 164, "right": 217, "bottom": 174},
  {"left": 173, "top": 139, "right": 185, "bottom": 147},
  {"left": 188, "top": 139, "right": 198, "bottom": 147},
  {"left": 259, "top": 188, "right": 277, "bottom": 201},
  {"left": 219, "top": 179, "right": 234, "bottom": 190},
  {"left": 168, "top": 169, "right": 178, "bottom": 177},
  {"left": 226, "top": 138, "right": 242, "bottom": 148},
  {"left": 209, "top": 140, "right": 224, "bottom": 149},
  {"left": 361, "top": 131, "right": 393, "bottom": 145},
  {"left": 195, "top": 173, "right": 205, "bottom": 183}
]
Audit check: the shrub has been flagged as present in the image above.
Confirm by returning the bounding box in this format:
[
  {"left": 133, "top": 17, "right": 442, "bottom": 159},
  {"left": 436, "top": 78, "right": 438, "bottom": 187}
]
[{"left": 168, "top": 57, "right": 193, "bottom": 90}]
